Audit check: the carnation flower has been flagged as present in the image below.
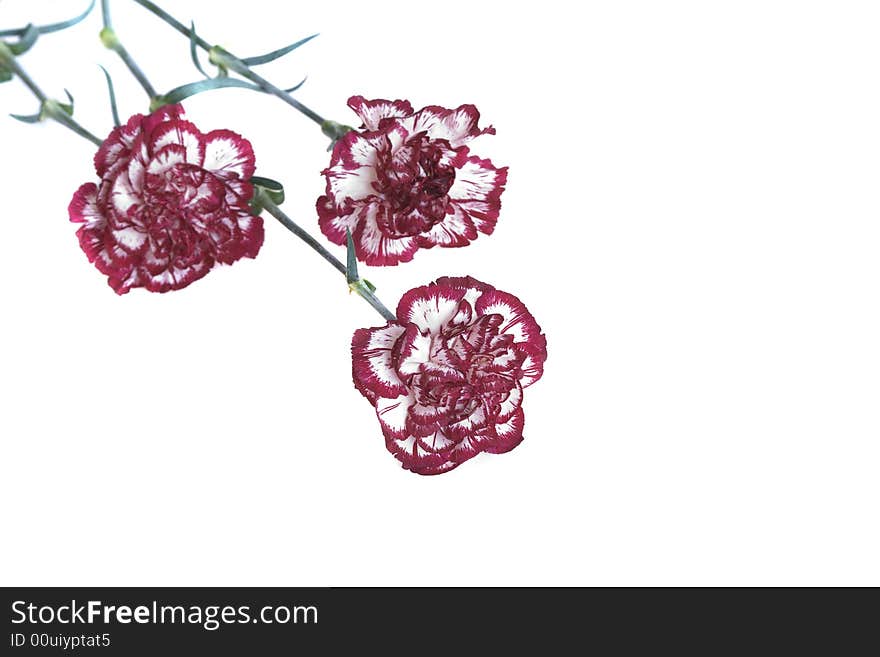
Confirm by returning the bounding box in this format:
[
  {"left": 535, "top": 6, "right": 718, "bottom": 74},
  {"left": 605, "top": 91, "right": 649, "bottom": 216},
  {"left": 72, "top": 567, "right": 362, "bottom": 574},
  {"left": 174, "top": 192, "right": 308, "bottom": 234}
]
[
  {"left": 317, "top": 96, "right": 508, "bottom": 266},
  {"left": 352, "top": 276, "right": 546, "bottom": 474},
  {"left": 68, "top": 104, "right": 262, "bottom": 294}
]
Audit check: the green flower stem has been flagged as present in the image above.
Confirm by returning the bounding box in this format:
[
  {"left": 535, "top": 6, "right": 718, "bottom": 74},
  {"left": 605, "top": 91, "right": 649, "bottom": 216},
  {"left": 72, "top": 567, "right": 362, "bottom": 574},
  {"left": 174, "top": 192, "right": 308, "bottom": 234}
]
[
  {"left": 258, "top": 194, "right": 397, "bottom": 322},
  {"left": 350, "top": 280, "right": 398, "bottom": 323},
  {"left": 100, "top": 0, "right": 113, "bottom": 28},
  {"left": 100, "top": 0, "right": 157, "bottom": 100},
  {"left": 129, "top": 0, "right": 327, "bottom": 127},
  {"left": 262, "top": 196, "right": 345, "bottom": 276},
  {"left": 45, "top": 102, "right": 104, "bottom": 147},
  {"left": 0, "top": 43, "right": 103, "bottom": 147},
  {"left": 211, "top": 48, "right": 325, "bottom": 125},
  {"left": 8, "top": 56, "right": 46, "bottom": 101}
]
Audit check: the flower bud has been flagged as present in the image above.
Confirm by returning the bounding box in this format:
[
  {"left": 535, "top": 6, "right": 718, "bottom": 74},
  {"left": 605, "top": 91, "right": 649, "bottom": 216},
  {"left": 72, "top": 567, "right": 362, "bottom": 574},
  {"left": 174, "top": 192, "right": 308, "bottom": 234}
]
[{"left": 99, "top": 26, "right": 120, "bottom": 50}]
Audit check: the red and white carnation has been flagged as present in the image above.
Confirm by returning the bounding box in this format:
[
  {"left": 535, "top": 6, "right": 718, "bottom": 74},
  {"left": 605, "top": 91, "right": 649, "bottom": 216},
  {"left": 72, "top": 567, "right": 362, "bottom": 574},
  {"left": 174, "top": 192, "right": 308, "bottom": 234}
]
[
  {"left": 318, "top": 96, "right": 508, "bottom": 266},
  {"left": 69, "top": 104, "right": 262, "bottom": 294},
  {"left": 352, "top": 276, "right": 546, "bottom": 475}
]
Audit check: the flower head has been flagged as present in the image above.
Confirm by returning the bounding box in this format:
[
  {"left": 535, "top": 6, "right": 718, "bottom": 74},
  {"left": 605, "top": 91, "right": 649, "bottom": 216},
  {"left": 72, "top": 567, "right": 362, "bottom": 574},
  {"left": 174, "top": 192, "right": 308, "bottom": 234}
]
[
  {"left": 352, "top": 276, "right": 546, "bottom": 474},
  {"left": 318, "top": 96, "right": 508, "bottom": 266},
  {"left": 69, "top": 104, "right": 262, "bottom": 294}
]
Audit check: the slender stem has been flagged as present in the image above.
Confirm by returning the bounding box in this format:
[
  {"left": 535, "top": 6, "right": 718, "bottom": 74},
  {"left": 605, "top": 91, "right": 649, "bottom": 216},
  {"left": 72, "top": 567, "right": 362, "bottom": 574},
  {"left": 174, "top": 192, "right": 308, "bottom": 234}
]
[
  {"left": 101, "top": 0, "right": 157, "bottom": 100},
  {"left": 7, "top": 56, "right": 47, "bottom": 102},
  {"left": 129, "top": 0, "right": 209, "bottom": 47},
  {"left": 129, "top": 0, "right": 326, "bottom": 126},
  {"left": 101, "top": 0, "right": 113, "bottom": 27},
  {"left": 2, "top": 49, "right": 103, "bottom": 147},
  {"left": 355, "top": 284, "right": 399, "bottom": 323},
  {"left": 259, "top": 196, "right": 397, "bottom": 322},
  {"left": 113, "top": 44, "right": 157, "bottom": 98},
  {"left": 263, "top": 198, "right": 345, "bottom": 276},
  {"left": 50, "top": 110, "right": 104, "bottom": 147},
  {"left": 227, "top": 60, "right": 325, "bottom": 125}
]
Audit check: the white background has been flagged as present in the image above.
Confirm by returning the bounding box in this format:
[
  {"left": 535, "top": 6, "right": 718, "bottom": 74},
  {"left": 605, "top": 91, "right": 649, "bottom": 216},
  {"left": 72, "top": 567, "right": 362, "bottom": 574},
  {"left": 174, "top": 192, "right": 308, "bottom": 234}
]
[{"left": 1, "top": 0, "right": 878, "bottom": 586}]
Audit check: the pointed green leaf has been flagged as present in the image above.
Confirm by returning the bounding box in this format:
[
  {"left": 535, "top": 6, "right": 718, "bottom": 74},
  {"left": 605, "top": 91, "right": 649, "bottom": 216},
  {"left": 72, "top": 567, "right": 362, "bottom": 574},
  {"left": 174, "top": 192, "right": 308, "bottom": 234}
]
[
  {"left": 157, "top": 77, "right": 260, "bottom": 106},
  {"left": 10, "top": 111, "right": 42, "bottom": 124},
  {"left": 250, "top": 176, "right": 285, "bottom": 205},
  {"left": 346, "top": 229, "right": 359, "bottom": 285},
  {"left": 240, "top": 33, "right": 318, "bottom": 66},
  {"left": 37, "top": 0, "right": 96, "bottom": 35},
  {"left": 0, "top": 68, "right": 12, "bottom": 84},
  {"left": 362, "top": 279, "right": 377, "bottom": 293},
  {"left": 189, "top": 22, "right": 210, "bottom": 78},
  {"left": 57, "top": 89, "right": 75, "bottom": 116},
  {"left": 0, "top": 0, "right": 96, "bottom": 38},
  {"left": 99, "top": 66, "right": 121, "bottom": 127},
  {"left": 283, "top": 77, "right": 307, "bottom": 93},
  {"left": 9, "top": 24, "right": 39, "bottom": 55}
]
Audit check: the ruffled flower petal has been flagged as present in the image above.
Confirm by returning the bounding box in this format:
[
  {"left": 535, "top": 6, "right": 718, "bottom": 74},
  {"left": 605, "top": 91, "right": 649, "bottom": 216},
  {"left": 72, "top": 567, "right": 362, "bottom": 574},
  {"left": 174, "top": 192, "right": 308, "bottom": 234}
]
[
  {"left": 448, "top": 154, "right": 508, "bottom": 235},
  {"left": 149, "top": 119, "right": 206, "bottom": 166},
  {"left": 476, "top": 289, "right": 546, "bottom": 348},
  {"left": 203, "top": 129, "right": 256, "bottom": 179},
  {"left": 483, "top": 407, "right": 525, "bottom": 455},
  {"left": 352, "top": 323, "right": 408, "bottom": 399},
  {"left": 69, "top": 105, "right": 262, "bottom": 294},
  {"left": 375, "top": 394, "right": 413, "bottom": 440},
  {"left": 318, "top": 97, "right": 506, "bottom": 266},
  {"left": 411, "top": 104, "right": 495, "bottom": 148},
  {"left": 416, "top": 205, "right": 478, "bottom": 248},
  {"left": 352, "top": 277, "right": 546, "bottom": 475},
  {"left": 353, "top": 208, "right": 420, "bottom": 266},
  {"left": 396, "top": 282, "right": 467, "bottom": 333},
  {"left": 68, "top": 183, "right": 101, "bottom": 225},
  {"left": 348, "top": 95, "right": 414, "bottom": 131}
]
